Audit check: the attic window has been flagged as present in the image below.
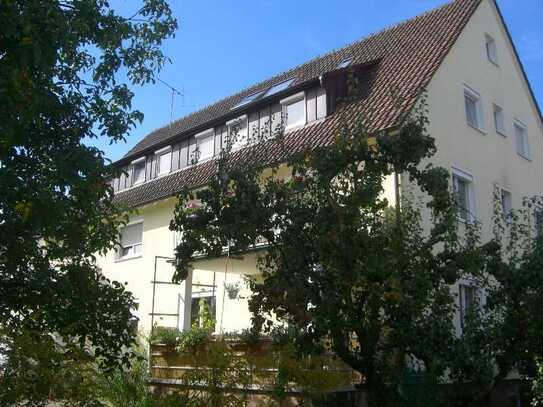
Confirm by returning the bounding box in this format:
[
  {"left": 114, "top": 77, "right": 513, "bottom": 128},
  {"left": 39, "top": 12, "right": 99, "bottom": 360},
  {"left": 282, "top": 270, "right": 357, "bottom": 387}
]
[
  {"left": 226, "top": 115, "right": 248, "bottom": 150},
  {"left": 336, "top": 58, "right": 352, "bottom": 69},
  {"left": 232, "top": 91, "right": 264, "bottom": 110},
  {"left": 131, "top": 157, "right": 146, "bottom": 185},
  {"left": 485, "top": 34, "right": 498, "bottom": 65},
  {"left": 263, "top": 78, "right": 295, "bottom": 98}
]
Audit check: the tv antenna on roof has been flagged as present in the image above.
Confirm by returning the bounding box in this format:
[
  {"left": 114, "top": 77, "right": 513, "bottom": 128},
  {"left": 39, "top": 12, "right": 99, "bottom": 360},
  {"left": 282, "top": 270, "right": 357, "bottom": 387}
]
[{"left": 156, "top": 77, "right": 184, "bottom": 126}]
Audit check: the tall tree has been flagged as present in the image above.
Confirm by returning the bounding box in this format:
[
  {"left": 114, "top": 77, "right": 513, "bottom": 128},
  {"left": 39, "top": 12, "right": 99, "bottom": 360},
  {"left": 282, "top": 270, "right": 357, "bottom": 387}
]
[
  {"left": 0, "top": 0, "right": 177, "bottom": 368},
  {"left": 170, "top": 96, "right": 478, "bottom": 405},
  {"left": 170, "top": 88, "right": 543, "bottom": 405}
]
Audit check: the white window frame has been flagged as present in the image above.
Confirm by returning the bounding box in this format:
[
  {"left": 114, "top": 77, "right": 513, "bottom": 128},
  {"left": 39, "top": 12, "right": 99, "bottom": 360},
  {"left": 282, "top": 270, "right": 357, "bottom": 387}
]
[
  {"left": 194, "top": 129, "right": 215, "bottom": 162},
  {"left": 226, "top": 115, "right": 249, "bottom": 151},
  {"left": 116, "top": 220, "right": 143, "bottom": 261},
  {"left": 131, "top": 157, "right": 146, "bottom": 185},
  {"left": 280, "top": 91, "right": 306, "bottom": 131},
  {"left": 155, "top": 146, "right": 172, "bottom": 176},
  {"left": 464, "top": 85, "right": 485, "bottom": 132},
  {"left": 485, "top": 34, "right": 498, "bottom": 66},
  {"left": 513, "top": 119, "right": 531, "bottom": 160},
  {"left": 492, "top": 103, "right": 506, "bottom": 136},
  {"left": 498, "top": 186, "right": 513, "bottom": 223},
  {"left": 452, "top": 167, "right": 476, "bottom": 223}
]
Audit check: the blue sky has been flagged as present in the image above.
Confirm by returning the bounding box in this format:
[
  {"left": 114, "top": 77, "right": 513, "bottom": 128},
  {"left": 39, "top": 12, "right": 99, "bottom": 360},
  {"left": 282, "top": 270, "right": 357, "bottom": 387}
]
[{"left": 90, "top": 0, "right": 543, "bottom": 162}]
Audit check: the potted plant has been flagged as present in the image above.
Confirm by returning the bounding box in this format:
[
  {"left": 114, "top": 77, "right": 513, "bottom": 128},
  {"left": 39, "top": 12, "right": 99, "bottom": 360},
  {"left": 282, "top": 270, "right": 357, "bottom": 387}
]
[
  {"left": 150, "top": 325, "right": 181, "bottom": 353},
  {"left": 224, "top": 281, "right": 240, "bottom": 299}
]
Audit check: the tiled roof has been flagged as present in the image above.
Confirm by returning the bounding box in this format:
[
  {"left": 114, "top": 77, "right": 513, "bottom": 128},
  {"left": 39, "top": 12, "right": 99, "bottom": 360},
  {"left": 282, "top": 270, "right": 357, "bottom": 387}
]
[{"left": 114, "top": 0, "right": 481, "bottom": 208}]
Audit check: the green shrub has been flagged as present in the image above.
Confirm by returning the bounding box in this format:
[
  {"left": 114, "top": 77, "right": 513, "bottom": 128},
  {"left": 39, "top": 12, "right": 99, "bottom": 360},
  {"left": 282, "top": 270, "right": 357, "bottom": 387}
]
[
  {"left": 237, "top": 328, "right": 261, "bottom": 346},
  {"left": 177, "top": 326, "right": 212, "bottom": 352},
  {"left": 532, "top": 360, "right": 543, "bottom": 406},
  {"left": 149, "top": 326, "right": 181, "bottom": 347}
]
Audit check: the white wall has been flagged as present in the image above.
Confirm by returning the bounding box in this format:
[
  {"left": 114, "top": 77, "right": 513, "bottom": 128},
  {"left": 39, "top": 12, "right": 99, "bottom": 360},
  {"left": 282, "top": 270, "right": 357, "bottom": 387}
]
[
  {"left": 421, "top": 0, "right": 542, "bottom": 333},
  {"left": 96, "top": 196, "right": 262, "bottom": 335},
  {"left": 422, "top": 0, "right": 542, "bottom": 239}
]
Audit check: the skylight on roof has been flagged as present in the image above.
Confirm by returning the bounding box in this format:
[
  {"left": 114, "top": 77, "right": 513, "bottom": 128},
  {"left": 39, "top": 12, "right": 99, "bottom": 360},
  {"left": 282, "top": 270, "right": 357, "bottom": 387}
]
[
  {"left": 232, "top": 91, "right": 264, "bottom": 109},
  {"left": 263, "top": 78, "right": 295, "bottom": 98},
  {"left": 336, "top": 58, "right": 352, "bottom": 69}
]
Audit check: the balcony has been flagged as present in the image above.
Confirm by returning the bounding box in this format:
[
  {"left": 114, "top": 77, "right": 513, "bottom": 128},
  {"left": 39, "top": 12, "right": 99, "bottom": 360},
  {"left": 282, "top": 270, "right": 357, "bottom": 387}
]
[{"left": 148, "top": 335, "right": 361, "bottom": 403}]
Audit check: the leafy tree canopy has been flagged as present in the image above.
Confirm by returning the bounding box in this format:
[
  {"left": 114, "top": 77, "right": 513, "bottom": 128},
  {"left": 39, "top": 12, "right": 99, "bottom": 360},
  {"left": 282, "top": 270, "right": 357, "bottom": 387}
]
[
  {"left": 0, "top": 0, "right": 176, "bottom": 369},
  {"left": 171, "top": 87, "right": 543, "bottom": 406}
]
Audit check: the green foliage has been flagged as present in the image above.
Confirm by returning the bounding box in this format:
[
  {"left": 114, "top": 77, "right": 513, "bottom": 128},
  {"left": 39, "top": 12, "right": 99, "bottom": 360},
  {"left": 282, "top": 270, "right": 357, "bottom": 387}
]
[
  {"left": 170, "top": 95, "right": 466, "bottom": 405},
  {"left": 0, "top": 328, "right": 102, "bottom": 406},
  {"left": 172, "top": 340, "right": 252, "bottom": 407},
  {"left": 149, "top": 326, "right": 182, "bottom": 347},
  {"left": 532, "top": 360, "right": 543, "bottom": 406},
  {"left": 0, "top": 0, "right": 176, "bottom": 371},
  {"left": 98, "top": 356, "right": 155, "bottom": 407},
  {"left": 176, "top": 326, "right": 213, "bottom": 352},
  {"left": 170, "top": 81, "right": 543, "bottom": 406},
  {"left": 444, "top": 195, "right": 543, "bottom": 403},
  {"left": 197, "top": 296, "right": 216, "bottom": 331},
  {"left": 237, "top": 327, "right": 262, "bottom": 346}
]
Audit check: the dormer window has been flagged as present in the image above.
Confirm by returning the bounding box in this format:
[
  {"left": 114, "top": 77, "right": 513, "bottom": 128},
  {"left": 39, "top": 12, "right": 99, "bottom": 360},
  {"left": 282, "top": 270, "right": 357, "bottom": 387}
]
[
  {"left": 485, "top": 34, "right": 498, "bottom": 65},
  {"left": 195, "top": 129, "right": 215, "bottom": 161},
  {"left": 155, "top": 146, "right": 172, "bottom": 176},
  {"left": 226, "top": 115, "right": 248, "bottom": 150},
  {"left": 263, "top": 78, "right": 295, "bottom": 98},
  {"left": 132, "top": 157, "right": 146, "bottom": 185},
  {"left": 281, "top": 91, "right": 306, "bottom": 130},
  {"left": 336, "top": 58, "right": 352, "bottom": 69}
]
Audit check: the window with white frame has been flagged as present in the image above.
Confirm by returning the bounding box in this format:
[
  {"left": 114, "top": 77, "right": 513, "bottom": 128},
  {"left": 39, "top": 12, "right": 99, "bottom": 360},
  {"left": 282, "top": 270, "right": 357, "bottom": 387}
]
[
  {"left": 464, "top": 86, "right": 484, "bottom": 131},
  {"left": 459, "top": 284, "right": 479, "bottom": 331},
  {"left": 195, "top": 129, "right": 215, "bottom": 161},
  {"left": 499, "top": 188, "right": 512, "bottom": 222},
  {"left": 132, "top": 158, "right": 146, "bottom": 185},
  {"left": 281, "top": 91, "right": 306, "bottom": 130},
  {"left": 117, "top": 222, "right": 143, "bottom": 260},
  {"left": 156, "top": 147, "right": 172, "bottom": 176},
  {"left": 493, "top": 104, "right": 506, "bottom": 136},
  {"left": 226, "top": 115, "right": 248, "bottom": 150},
  {"left": 514, "top": 120, "right": 531, "bottom": 160},
  {"left": 452, "top": 168, "right": 475, "bottom": 223},
  {"left": 485, "top": 34, "right": 498, "bottom": 65}
]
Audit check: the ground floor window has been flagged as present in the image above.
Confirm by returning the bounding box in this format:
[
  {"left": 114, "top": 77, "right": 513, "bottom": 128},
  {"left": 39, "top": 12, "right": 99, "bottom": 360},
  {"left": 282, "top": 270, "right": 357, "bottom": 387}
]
[{"left": 459, "top": 283, "right": 479, "bottom": 333}]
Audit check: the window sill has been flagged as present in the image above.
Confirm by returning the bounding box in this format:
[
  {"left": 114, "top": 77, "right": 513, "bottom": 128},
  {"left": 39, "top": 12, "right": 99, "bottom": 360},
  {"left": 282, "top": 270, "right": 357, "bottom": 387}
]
[
  {"left": 488, "top": 59, "right": 500, "bottom": 68},
  {"left": 196, "top": 155, "right": 214, "bottom": 163},
  {"left": 517, "top": 152, "right": 532, "bottom": 162},
  {"left": 285, "top": 122, "right": 307, "bottom": 133},
  {"left": 467, "top": 123, "right": 486, "bottom": 135},
  {"left": 456, "top": 215, "right": 477, "bottom": 226},
  {"left": 115, "top": 254, "right": 143, "bottom": 263}
]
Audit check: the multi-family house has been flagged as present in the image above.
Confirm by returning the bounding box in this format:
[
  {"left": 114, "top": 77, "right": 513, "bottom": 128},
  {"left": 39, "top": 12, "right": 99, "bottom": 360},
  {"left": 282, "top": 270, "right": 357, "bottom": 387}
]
[{"left": 97, "top": 0, "right": 542, "bottom": 337}]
